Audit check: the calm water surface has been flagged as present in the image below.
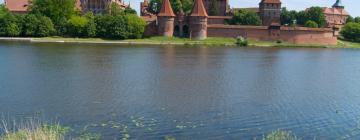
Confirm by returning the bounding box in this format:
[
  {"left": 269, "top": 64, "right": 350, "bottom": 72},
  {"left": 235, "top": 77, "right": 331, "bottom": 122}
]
[{"left": 1, "top": 42, "right": 360, "bottom": 139}]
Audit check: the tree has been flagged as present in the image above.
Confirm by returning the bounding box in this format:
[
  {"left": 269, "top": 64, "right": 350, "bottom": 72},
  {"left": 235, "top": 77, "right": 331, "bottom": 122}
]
[
  {"left": 181, "top": 0, "right": 193, "bottom": 14},
  {"left": 227, "top": 10, "right": 261, "bottom": 25},
  {"left": 280, "top": 7, "right": 297, "bottom": 25},
  {"left": 355, "top": 17, "right": 360, "bottom": 23},
  {"left": 66, "top": 15, "right": 89, "bottom": 37},
  {"left": 305, "top": 7, "right": 326, "bottom": 27},
  {"left": 124, "top": 14, "right": 146, "bottom": 39},
  {"left": 0, "top": 4, "right": 9, "bottom": 18},
  {"left": 209, "top": 0, "right": 219, "bottom": 16},
  {"left": 304, "top": 20, "right": 318, "bottom": 28},
  {"left": 148, "top": 0, "right": 193, "bottom": 14},
  {"left": 36, "top": 15, "right": 55, "bottom": 37},
  {"left": 0, "top": 13, "right": 22, "bottom": 37},
  {"left": 346, "top": 16, "right": 354, "bottom": 23},
  {"left": 83, "top": 12, "right": 96, "bottom": 37},
  {"left": 21, "top": 14, "right": 40, "bottom": 36},
  {"left": 340, "top": 22, "right": 360, "bottom": 42},
  {"left": 124, "top": 7, "right": 137, "bottom": 15},
  {"left": 30, "top": 0, "right": 76, "bottom": 27}
]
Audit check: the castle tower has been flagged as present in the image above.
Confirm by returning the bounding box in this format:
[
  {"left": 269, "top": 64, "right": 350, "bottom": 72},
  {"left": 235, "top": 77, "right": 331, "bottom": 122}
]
[
  {"left": 190, "top": 0, "right": 208, "bottom": 40},
  {"left": 332, "top": 0, "right": 344, "bottom": 9},
  {"left": 157, "top": 0, "right": 175, "bottom": 37},
  {"left": 259, "top": 0, "right": 282, "bottom": 26}
]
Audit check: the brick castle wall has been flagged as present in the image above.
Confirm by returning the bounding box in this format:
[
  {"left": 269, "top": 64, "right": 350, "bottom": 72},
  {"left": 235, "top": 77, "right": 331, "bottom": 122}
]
[{"left": 207, "top": 25, "right": 337, "bottom": 45}]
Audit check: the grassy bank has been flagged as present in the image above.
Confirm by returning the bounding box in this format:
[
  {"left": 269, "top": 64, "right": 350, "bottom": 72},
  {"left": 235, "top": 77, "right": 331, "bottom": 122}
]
[
  {"left": 0, "top": 121, "right": 299, "bottom": 140},
  {"left": 1, "top": 36, "right": 359, "bottom": 48}
]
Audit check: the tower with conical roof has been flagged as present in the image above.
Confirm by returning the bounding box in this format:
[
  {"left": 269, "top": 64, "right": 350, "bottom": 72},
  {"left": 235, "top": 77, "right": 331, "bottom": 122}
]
[
  {"left": 157, "top": 0, "right": 176, "bottom": 37},
  {"left": 332, "top": 0, "right": 344, "bottom": 9},
  {"left": 189, "top": 0, "right": 208, "bottom": 40}
]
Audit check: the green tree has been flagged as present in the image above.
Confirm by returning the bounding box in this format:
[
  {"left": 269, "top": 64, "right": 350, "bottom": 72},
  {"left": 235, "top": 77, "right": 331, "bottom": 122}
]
[
  {"left": 21, "top": 14, "right": 40, "bottom": 36},
  {"left": 304, "top": 20, "right": 318, "bottom": 28},
  {"left": 181, "top": 0, "right": 193, "bottom": 14},
  {"left": 346, "top": 16, "right": 354, "bottom": 23},
  {"left": 124, "top": 14, "right": 146, "bottom": 39},
  {"left": 0, "top": 4, "right": 9, "bottom": 18},
  {"left": 148, "top": 0, "right": 192, "bottom": 14},
  {"left": 355, "top": 17, "right": 360, "bottom": 23},
  {"left": 66, "top": 15, "right": 89, "bottom": 37},
  {"left": 305, "top": 7, "right": 326, "bottom": 27},
  {"left": 30, "top": 0, "right": 76, "bottom": 28},
  {"left": 0, "top": 13, "right": 22, "bottom": 37},
  {"left": 124, "top": 7, "right": 137, "bottom": 15},
  {"left": 227, "top": 10, "right": 261, "bottom": 25},
  {"left": 95, "top": 15, "right": 114, "bottom": 38},
  {"left": 340, "top": 22, "right": 360, "bottom": 42},
  {"left": 280, "top": 7, "right": 298, "bottom": 25},
  {"left": 36, "top": 15, "right": 55, "bottom": 37},
  {"left": 83, "top": 12, "right": 96, "bottom": 37},
  {"left": 209, "top": 0, "right": 219, "bottom": 16}
]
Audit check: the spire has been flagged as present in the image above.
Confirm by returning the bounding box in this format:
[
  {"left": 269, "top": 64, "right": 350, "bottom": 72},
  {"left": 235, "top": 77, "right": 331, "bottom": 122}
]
[
  {"left": 190, "top": 0, "right": 208, "bottom": 17},
  {"left": 333, "top": 0, "right": 344, "bottom": 9},
  {"left": 158, "top": 0, "right": 175, "bottom": 17}
]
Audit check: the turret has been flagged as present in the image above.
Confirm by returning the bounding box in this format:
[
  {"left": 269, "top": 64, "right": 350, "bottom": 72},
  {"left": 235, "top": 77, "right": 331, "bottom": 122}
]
[
  {"left": 190, "top": 0, "right": 208, "bottom": 40},
  {"left": 157, "top": 0, "right": 175, "bottom": 37},
  {"left": 333, "top": 0, "right": 344, "bottom": 9}
]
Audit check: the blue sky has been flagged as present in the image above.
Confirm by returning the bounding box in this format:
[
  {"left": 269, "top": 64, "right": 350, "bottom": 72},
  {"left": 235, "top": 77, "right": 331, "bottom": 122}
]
[{"left": 1, "top": 0, "right": 359, "bottom": 16}]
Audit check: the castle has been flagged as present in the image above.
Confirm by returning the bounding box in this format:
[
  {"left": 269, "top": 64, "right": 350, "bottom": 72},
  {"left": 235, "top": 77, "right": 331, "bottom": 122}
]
[
  {"left": 140, "top": 0, "right": 349, "bottom": 45},
  {"left": 4, "top": 0, "right": 128, "bottom": 14}
]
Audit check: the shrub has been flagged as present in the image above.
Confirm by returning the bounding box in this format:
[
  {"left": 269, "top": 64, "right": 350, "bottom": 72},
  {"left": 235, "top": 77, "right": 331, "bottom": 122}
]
[
  {"left": 0, "top": 13, "right": 22, "bottom": 37},
  {"left": 124, "top": 14, "right": 146, "bottom": 39},
  {"left": 21, "top": 14, "right": 39, "bottom": 36},
  {"left": 36, "top": 16, "right": 55, "bottom": 37},
  {"left": 340, "top": 22, "right": 360, "bottom": 42},
  {"left": 66, "top": 15, "right": 89, "bottom": 37},
  {"left": 227, "top": 9, "right": 261, "bottom": 25},
  {"left": 304, "top": 20, "right": 318, "bottom": 28},
  {"left": 236, "top": 36, "right": 248, "bottom": 47}
]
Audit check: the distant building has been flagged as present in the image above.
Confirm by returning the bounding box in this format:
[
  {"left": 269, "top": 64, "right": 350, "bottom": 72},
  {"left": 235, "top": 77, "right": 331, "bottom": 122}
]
[
  {"left": 322, "top": 0, "right": 349, "bottom": 28},
  {"left": 4, "top": 0, "right": 128, "bottom": 14}
]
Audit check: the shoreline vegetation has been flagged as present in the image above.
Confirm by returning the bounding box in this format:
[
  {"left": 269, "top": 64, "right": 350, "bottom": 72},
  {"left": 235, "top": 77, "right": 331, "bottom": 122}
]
[
  {"left": 0, "top": 120, "right": 299, "bottom": 140},
  {"left": 0, "top": 36, "right": 359, "bottom": 48}
]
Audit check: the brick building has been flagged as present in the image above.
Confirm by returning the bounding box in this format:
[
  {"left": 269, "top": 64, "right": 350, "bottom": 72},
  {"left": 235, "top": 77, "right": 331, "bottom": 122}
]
[
  {"left": 4, "top": 0, "right": 128, "bottom": 14},
  {"left": 322, "top": 0, "right": 349, "bottom": 28},
  {"left": 141, "top": 0, "right": 345, "bottom": 45}
]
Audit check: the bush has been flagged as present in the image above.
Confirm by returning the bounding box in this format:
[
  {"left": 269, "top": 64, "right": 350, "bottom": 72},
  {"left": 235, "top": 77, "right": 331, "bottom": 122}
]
[
  {"left": 236, "top": 36, "right": 248, "bottom": 47},
  {"left": 304, "top": 20, "right": 318, "bottom": 28},
  {"left": 0, "top": 13, "right": 22, "bottom": 37},
  {"left": 36, "top": 16, "right": 55, "bottom": 37},
  {"left": 95, "top": 14, "right": 146, "bottom": 39},
  {"left": 21, "top": 14, "right": 39, "bottom": 36},
  {"left": 340, "top": 22, "right": 360, "bottom": 42},
  {"left": 124, "top": 14, "right": 146, "bottom": 39},
  {"left": 65, "top": 13, "right": 96, "bottom": 37},
  {"left": 228, "top": 9, "right": 261, "bottom": 25}
]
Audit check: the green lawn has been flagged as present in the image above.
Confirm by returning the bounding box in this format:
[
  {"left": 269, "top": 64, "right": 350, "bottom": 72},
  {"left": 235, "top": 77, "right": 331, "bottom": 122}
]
[{"left": 30, "top": 36, "right": 360, "bottom": 48}]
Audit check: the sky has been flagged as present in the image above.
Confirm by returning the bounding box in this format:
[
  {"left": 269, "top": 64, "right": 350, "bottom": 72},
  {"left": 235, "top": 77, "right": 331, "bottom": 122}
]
[{"left": 1, "top": 0, "right": 359, "bottom": 16}]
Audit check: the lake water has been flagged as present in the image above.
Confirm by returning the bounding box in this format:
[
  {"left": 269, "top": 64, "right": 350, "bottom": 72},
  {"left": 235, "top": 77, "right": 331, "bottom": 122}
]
[{"left": 1, "top": 42, "right": 360, "bottom": 139}]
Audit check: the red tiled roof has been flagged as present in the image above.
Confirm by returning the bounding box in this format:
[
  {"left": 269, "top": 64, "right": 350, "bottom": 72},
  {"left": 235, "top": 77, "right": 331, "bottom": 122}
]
[
  {"left": 158, "top": 0, "right": 175, "bottom": 17},
  {"left": 190, "top": 0, "right": 208, "bottom": 17},
  {"left": 260, "top": 0, "right": 281, "bottom": 4},
  {"left": 322, "top": 7, "right": 349, "bottom": 16},
  {"left": 4, "top": 0, "right": 29, "bottom": 12}
]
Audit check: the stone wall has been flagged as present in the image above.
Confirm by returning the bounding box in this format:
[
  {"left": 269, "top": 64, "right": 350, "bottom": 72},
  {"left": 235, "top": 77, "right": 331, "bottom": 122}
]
[{"left": 207, "top": 25, "right": 337, "bottom": 45}]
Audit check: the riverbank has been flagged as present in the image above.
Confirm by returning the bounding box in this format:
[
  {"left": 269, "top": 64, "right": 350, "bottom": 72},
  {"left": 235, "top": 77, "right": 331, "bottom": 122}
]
[{"left": 0, "top": 37, "right": 359, "bottom": 48}]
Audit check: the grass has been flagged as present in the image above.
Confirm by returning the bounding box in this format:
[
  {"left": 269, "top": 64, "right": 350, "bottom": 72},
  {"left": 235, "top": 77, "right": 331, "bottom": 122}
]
[
  {"left": 6, "top": 36, "right": 360, "bottom": 48},
  {"left": 263, "top": 130, "right": 300, "bottom": 140},
  {"left": 0, "top": 120, "right": 69, "bottom": 140}
]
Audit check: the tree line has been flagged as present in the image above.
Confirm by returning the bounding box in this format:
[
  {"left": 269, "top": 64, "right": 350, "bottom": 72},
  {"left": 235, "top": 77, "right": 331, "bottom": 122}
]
[{"left": 0, "top": 0, "right": 145, "bottom": 39}]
